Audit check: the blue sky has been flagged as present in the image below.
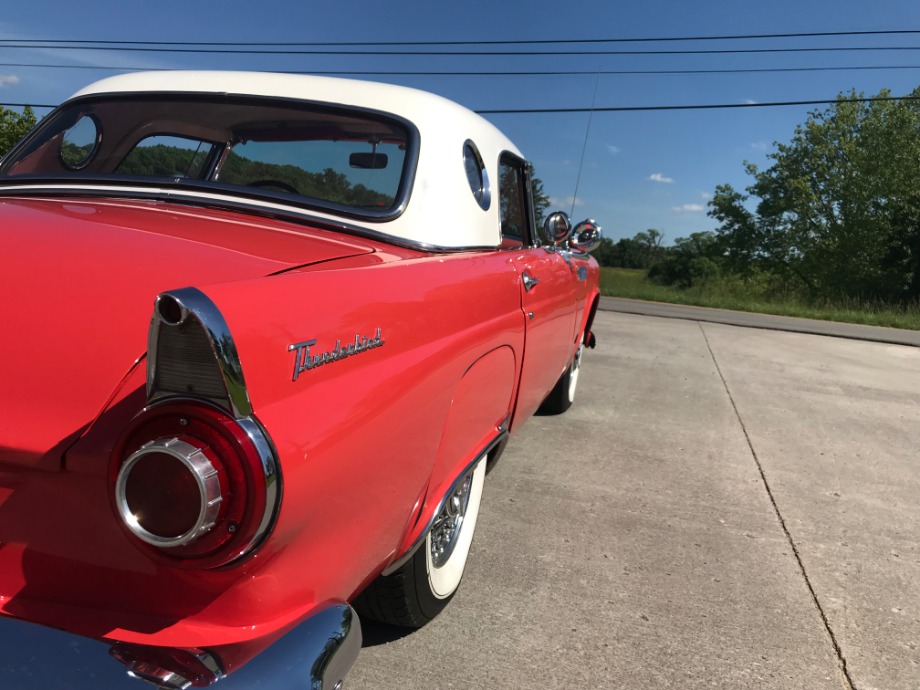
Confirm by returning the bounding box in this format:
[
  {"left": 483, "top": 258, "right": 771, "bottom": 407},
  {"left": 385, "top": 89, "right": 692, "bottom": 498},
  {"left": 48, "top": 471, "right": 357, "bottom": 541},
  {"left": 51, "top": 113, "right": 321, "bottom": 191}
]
[{"left": 2, "top": 1, "right": 920, "bottom": 242}]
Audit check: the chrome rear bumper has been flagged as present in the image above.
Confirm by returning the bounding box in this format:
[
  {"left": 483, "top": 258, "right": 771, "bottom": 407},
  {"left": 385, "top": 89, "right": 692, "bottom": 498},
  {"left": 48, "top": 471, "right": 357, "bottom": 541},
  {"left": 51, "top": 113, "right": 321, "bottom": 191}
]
[{"left": 0, "top": 603, "right": 361, "bottom": 689}]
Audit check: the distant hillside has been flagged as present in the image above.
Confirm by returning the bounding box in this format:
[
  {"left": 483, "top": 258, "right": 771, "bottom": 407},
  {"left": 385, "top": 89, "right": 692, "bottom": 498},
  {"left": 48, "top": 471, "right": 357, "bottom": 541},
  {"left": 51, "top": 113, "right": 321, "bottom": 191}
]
[{"left": 117, "top": 144, "right": 394, "bottom": 207}]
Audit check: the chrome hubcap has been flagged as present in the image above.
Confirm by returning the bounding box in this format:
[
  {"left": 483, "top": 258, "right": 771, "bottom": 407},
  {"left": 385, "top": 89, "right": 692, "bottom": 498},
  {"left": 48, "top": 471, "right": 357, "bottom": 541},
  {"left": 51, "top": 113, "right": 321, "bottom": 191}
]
[{"left": 429, "top": 470, "right": 474, "bottom": 568}]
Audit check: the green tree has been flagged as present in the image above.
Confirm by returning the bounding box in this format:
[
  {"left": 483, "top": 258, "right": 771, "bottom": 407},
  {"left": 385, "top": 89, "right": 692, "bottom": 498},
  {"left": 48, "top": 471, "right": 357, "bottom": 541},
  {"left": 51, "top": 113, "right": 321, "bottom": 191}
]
[
  {"left": 591, "top": 236, "right": 618, "bottom": 266},
  {"left": 709, "top": 88, "right": 920, "bottom": 301},
  {"left": 708, "top": 182, "right": 760, "bottom": 274},
  {"left": 634, "top": 228, "right": 666, "bottom": 266},
  {"left": 526, "top": 162, "right": 550, "bottom": 226},
  {"left": 649, "top": 231, "right": 723, "bottom": 288},
  {"left": 0, "top": 105, "right": 37, "bottom": 158},
  {"left": 590, "top": 230, "right": 666, "bottom": 269}
]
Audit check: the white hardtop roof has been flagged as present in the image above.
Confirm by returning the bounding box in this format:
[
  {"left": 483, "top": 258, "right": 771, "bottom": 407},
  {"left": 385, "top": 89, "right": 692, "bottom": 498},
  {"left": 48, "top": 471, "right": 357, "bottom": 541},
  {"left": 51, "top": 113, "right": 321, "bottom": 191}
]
[{"left": 70, "top": 71, "right": 525, "bottom": 250}]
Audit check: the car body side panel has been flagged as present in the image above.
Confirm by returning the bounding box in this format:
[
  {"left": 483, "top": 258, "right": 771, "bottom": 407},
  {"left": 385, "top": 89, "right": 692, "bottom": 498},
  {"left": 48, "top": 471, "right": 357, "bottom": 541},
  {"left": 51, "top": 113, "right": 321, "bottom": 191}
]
[
  {"left": 394, "top": 344, "right": 517, "bottom": 556},
  {"left": 0, "top": 247, "right": 540, "bottom": 650},
  {"left": 75, "top": 251, "right": 526, "bottom": 640},
  {"left": 0, "top": 239, "right": 596, "bottom": 654},
  {"left": 571, "top": 253, "right": 594, "bottom": 341},
  {"left": 576, "top": 256, "right": 602, "bottom": 342},
  {"left": 511, "top": 249, "right": 580, "bottom": 427},
  {"left": 430, "top": 344, "right": 517, "bottom": 489},
  {"left": 0, "top": 197, "right": 377, "bottom": 471}
]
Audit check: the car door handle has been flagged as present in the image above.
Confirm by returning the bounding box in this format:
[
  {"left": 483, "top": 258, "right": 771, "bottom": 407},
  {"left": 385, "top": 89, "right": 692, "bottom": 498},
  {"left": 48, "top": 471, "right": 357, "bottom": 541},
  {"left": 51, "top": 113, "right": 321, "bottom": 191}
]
[{"left": 522, "top": 272, "right": 539, "bottom": 292}]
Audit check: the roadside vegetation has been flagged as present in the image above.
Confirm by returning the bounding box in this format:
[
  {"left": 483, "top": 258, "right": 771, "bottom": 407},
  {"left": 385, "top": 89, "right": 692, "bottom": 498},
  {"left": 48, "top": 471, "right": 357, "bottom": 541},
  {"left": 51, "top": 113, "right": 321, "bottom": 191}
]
[
  {"left": 593, "top": 88, "right": 920, "bottom": 331},
  {"left": 600, "top": 267, "right": 920, "bottom": 329}
]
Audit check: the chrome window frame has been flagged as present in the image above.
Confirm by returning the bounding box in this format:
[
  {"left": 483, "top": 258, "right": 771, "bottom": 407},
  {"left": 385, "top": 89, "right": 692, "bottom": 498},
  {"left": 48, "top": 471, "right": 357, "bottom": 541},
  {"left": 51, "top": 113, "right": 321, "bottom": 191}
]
[{"left": 0, "top": 92, "right": 421, "bottom": 224}]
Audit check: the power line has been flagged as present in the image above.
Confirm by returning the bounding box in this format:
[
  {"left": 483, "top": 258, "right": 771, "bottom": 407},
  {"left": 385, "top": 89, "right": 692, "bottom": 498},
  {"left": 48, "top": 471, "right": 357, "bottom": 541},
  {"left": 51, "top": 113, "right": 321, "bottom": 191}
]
[
  {"left": 4, "top": 62, "right": 920, "bottom": 77},
  {"left": 477, "top": 96, "right": 920, "bottom": 114},
  {"left": 3, "top": 96, "right": 919, "bottom": 114},
  {"left": 4, "top": 29, "right": 920, "bottom": 46},
  {"left": 1, "top": 44, "right": 920, "bottom": 56}
]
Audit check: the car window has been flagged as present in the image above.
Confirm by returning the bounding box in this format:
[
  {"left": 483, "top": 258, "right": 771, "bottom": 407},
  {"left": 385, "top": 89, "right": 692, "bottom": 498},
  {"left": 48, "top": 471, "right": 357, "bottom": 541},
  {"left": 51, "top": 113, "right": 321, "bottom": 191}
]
[
  {"left": 499, "top": 156, "right": 529, "bottom": 248},
  {"left": 0, "top": 96, "right": 414, "bottom": 218},
  {"left": 117, "top": 135, "right": 215, "bottom": 178},
  {"left": 217, "top": 138, "right": 404, "bottom": 209}
]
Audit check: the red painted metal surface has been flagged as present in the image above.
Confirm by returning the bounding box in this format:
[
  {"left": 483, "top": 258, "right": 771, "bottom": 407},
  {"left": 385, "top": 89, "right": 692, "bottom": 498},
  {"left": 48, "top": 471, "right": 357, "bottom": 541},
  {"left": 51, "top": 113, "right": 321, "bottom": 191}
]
[
  {"left": 0, "top": 197, "right": 377, "bottom": 471},
  {"left": 0, "top": 194, "right": 599, "bottom": 651}
]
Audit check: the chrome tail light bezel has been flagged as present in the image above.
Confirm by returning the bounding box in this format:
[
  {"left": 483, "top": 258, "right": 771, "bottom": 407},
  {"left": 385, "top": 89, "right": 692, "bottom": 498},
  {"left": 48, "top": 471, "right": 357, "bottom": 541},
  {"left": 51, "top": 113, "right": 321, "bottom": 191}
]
[
  {"left": 111, "top": 401, "right": 281, "bottom": 569},
  {"left": 110, "top": 287, "right": 281, "bottom": 568}
]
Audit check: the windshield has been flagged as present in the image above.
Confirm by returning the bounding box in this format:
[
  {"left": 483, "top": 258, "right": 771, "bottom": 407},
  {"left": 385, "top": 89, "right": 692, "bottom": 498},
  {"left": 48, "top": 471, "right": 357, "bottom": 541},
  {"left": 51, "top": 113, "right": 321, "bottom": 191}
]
[{"left": 0, "top": 95, "right": 414, "bottom": 217}]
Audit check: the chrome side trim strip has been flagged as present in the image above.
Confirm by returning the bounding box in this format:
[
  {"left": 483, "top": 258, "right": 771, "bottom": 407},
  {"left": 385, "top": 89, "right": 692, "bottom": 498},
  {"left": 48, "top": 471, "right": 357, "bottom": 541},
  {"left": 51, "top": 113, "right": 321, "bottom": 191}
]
[
  {"left": 382, "top": 428, "right": 509, "bottom": 576},
  {"left": 0, "top": 184, "right": 502, "bottom": 254},
  {"left": 147, "top": 287, "right": 252, "bottom": 418}
]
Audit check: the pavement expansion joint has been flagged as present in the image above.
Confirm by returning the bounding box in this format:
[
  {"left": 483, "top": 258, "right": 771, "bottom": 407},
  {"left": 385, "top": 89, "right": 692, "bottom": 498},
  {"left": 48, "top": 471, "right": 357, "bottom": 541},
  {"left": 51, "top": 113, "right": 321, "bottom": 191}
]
[{"left": 697, "top": 322, "right": 858, "bottom": 690}]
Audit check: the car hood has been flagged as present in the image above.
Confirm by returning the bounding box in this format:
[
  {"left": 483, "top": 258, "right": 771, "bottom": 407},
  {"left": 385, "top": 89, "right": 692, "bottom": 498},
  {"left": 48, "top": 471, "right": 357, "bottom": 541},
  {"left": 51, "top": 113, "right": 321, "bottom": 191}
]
[{"left": 0, "top": 197, "right": 376, "bottom": 470}]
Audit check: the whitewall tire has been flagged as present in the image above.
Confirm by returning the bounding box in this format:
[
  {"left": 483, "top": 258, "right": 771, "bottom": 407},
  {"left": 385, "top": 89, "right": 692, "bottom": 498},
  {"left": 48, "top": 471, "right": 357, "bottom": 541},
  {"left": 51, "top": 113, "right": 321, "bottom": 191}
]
[{"left": 538, "top": 343, "right": 584, "bottom": 415}]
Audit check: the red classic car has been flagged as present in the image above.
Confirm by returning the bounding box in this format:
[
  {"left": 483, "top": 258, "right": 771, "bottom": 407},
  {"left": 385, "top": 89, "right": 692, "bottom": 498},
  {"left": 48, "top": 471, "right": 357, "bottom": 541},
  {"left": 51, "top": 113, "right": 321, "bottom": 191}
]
[{"left": 0, "top": 71, "right": 601, "bottom": 688}]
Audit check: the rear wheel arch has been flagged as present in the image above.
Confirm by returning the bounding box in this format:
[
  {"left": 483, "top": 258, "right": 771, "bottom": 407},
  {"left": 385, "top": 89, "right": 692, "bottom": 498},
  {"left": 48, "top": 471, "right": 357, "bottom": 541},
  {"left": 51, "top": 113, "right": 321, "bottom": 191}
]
[
  {"left": 356, "top": 345, "right": 516, "bottom": 627},
  {"left": 582, "top": 292, "right": 601, "bottom": 347},
  {"left": 426, "top": 345, "right": 517, "bottom": 493}
]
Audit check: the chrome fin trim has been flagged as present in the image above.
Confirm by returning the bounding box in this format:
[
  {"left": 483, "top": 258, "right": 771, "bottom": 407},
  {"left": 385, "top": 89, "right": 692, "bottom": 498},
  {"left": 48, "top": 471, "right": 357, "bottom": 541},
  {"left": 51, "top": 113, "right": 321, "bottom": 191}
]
[{"left": 147, "top": 287, "right": 252, "bottom": 418}]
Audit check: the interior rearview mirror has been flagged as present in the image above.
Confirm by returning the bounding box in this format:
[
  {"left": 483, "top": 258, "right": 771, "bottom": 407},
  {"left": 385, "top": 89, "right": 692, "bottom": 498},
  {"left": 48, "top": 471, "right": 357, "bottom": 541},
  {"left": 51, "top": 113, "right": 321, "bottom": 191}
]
[{"left": 349, "top": 152, "right": 388, "bottom": 169}]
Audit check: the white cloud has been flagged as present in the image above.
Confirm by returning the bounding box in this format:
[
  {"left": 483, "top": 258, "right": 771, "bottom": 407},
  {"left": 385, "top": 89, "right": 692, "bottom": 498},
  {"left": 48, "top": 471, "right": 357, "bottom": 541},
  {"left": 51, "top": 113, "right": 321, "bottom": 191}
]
[
  {"left": 672, "top": 203, "right": 705, "bottom": 212},
  {"left": 606, "top": 144, "right": 620, "bottom": 155},
  {"left": 549, "top": 196, "right": 584, "bottom": 208},
  {"left": 701, "top": 192, "right": 712, "bottom": 200},
  {"left": 750, "top": 141, "right": 768, "bottom": 151},
  {"left": 744, "top": 99, "right": 758, "bottom": 105},
  {"left": 649, "top": 173, "right": 674, "bottom": 183},
  {"left": 0, "top": 75, "right": 21, "bottom": 88}
]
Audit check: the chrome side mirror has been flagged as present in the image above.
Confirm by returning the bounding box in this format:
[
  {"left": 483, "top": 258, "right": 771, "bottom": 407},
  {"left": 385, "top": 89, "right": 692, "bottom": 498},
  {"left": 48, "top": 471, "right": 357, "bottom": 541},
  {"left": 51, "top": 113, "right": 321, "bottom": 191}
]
[
  {"left": 570, "top": 219, "right": 602, "bottom": 253},
  {"left": 541, "top": 211, "right": 572, "bottom": 246}
]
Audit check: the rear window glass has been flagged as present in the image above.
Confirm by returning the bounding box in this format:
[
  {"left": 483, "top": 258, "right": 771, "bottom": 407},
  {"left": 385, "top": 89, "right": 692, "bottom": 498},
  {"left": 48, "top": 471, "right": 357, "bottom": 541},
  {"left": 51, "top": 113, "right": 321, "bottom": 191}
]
[{"left": 0, "top": 95, "right": 414, "bottom": 216}]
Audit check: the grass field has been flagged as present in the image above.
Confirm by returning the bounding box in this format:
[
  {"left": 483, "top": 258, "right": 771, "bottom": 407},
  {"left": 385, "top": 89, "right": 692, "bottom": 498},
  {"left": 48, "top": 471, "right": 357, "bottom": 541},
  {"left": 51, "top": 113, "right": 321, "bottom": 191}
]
[{"left": 600, "top": 267, "right": 920, "bottom": 330}]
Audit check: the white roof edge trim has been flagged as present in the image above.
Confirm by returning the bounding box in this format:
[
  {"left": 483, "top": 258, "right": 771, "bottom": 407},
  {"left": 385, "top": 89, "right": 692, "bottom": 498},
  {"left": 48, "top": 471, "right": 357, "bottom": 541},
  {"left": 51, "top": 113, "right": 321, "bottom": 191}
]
[{"left": 67, "top": 71, "right": 526, "bottom": 250}]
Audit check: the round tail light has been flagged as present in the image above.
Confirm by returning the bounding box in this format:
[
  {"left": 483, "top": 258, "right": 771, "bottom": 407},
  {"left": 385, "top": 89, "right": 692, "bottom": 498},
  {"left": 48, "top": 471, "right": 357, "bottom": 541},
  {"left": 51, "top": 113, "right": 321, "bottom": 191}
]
[
  {"left": 116, "top": 438, "right": 224, "bottom": 547},
  {"left": 111, "top": 402, "right": 279, "bottom": 568}
]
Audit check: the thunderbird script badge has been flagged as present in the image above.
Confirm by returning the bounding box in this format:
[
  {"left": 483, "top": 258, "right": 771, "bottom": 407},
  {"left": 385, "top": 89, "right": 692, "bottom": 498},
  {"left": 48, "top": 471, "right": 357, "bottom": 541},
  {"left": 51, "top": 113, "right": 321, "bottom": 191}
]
[{"left": 288, "top": 328, "right": 385, "bottom": 381}]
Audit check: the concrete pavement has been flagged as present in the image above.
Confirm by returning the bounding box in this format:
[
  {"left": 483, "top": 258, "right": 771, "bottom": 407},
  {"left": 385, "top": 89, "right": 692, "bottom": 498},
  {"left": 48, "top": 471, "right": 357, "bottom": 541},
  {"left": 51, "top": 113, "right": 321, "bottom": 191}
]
[{"left": 347, "top": 311, "right": 920, "bottom": 689}]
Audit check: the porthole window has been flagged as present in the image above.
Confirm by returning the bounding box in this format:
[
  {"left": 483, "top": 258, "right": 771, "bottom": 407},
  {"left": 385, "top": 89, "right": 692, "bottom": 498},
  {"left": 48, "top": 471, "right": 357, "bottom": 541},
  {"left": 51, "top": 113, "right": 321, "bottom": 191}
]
[
  {"left": 462, "top": 141, "right": 490, "bottom": 210},
  {"left": 59, "top": 115, "right": 101, "bottom": 170}
]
